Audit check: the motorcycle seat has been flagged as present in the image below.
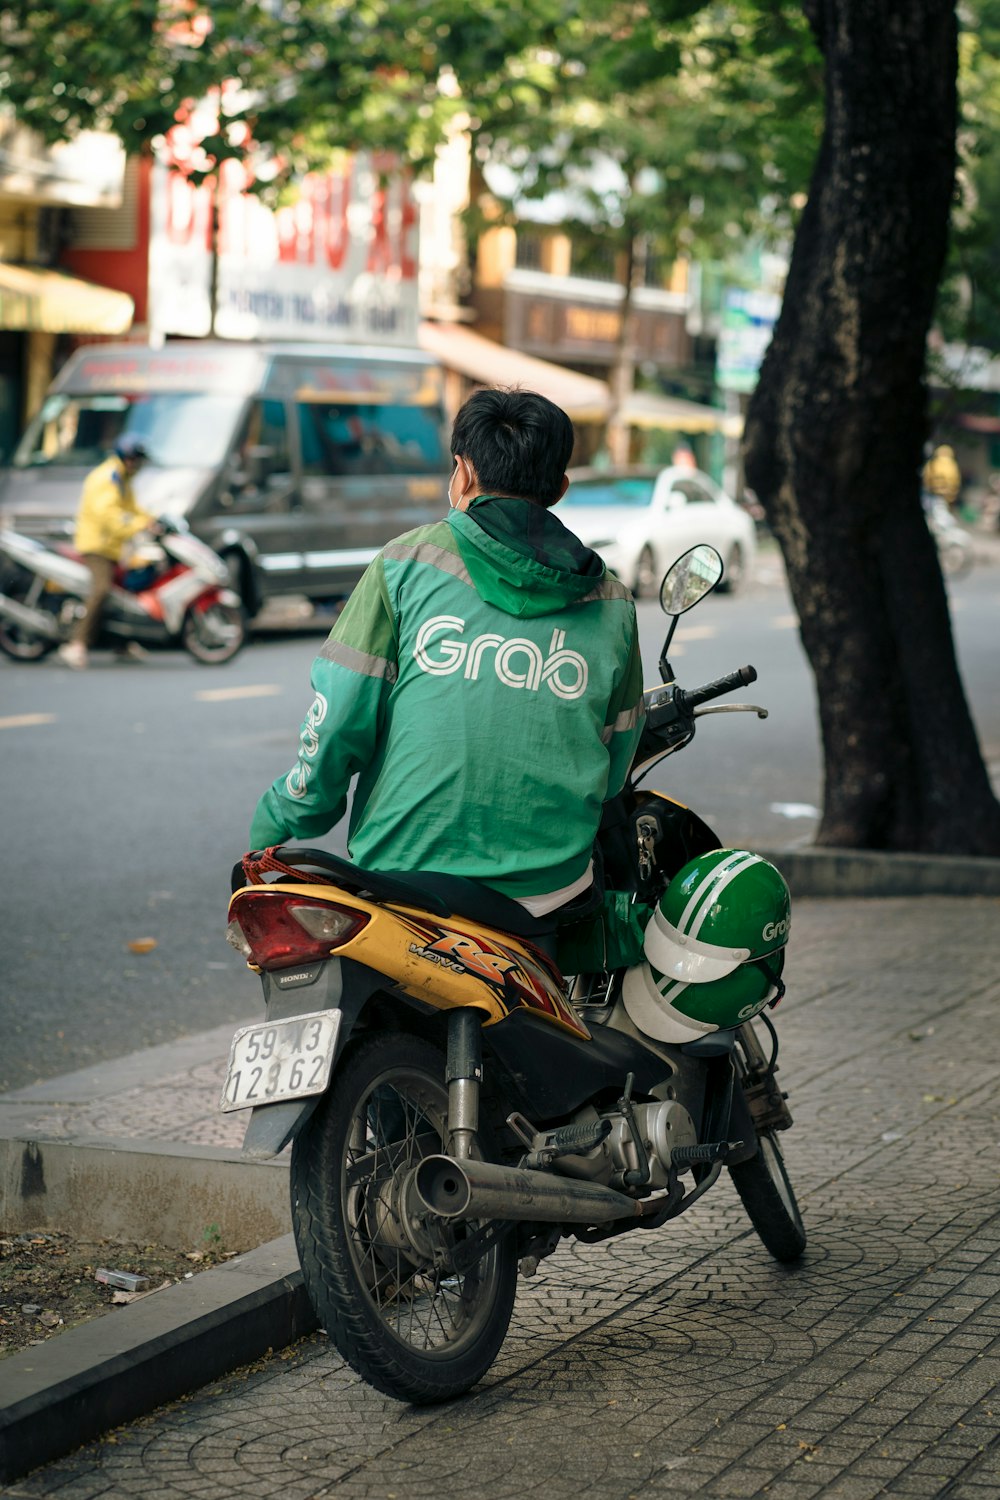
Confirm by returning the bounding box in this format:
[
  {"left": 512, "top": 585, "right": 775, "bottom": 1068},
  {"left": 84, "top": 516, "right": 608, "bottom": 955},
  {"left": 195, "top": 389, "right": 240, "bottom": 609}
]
[
  {"left": 247, "top": 845, "right": 557, "bottom": 944},
  {"left": 386, "top": 869, "right": 556, "bottom": 942}
]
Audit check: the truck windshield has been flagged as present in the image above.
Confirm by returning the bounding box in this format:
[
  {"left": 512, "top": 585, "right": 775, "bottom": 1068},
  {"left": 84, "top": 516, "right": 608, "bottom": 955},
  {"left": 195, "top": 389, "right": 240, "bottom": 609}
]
[{"left": 12, "top": 393, "right": 246, "bottom": 470}]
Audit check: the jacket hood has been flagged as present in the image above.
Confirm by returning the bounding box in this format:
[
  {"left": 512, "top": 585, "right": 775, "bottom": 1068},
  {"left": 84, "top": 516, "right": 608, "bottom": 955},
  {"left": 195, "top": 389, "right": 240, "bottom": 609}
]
[{"left": 448, "top": 495, "right": 605, "bottom": 618}]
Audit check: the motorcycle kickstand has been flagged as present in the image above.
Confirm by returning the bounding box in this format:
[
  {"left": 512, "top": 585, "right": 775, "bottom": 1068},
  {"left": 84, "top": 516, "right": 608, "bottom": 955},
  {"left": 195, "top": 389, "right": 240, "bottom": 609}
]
[{"left": 446, "top": 1008, "right": 482, "bottom": 1161}]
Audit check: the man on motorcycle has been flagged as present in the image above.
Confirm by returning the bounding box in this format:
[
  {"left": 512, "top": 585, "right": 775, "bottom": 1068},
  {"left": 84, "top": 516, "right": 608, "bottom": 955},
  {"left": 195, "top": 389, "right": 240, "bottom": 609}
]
[
  {"left": 250, "top": 387, "right": 645, "bottom": 918},
  {"left": 58, "top": 434, "right": 155, "bottom": 669}
]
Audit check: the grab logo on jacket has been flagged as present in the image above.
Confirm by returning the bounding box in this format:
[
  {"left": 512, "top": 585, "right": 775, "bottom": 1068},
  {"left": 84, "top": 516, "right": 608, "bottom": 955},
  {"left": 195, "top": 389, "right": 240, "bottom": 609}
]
[
  {"left": 414, "top": 615, "right": 589, "bottom": 700},
  {"left": 285, "top": 691, "right": 328, "bottom": 799}
]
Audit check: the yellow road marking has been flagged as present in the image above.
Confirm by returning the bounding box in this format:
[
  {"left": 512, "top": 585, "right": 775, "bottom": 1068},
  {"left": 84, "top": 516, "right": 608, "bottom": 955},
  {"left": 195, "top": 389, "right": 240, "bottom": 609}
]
[
  {"left": 195, "top": 684, "right": 283, "bottom": 703},
  {"left": 0, "top": 712, "right": 57, "bottom": 729}
]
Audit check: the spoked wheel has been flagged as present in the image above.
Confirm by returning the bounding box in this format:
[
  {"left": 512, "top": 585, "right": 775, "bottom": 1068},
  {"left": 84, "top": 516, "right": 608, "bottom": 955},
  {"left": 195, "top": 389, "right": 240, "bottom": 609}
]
[
  {"left": 0, "top": 569, "right": 60, "bottom": 661},
  {"left": 181, "top": 601, "right": 245, "bottom": 664},
  {"left": 290, "top": 1033, "right": 518, "bottom": 1403},
  {"left": 728, "top": 1129, "right": 806, "bottom": 1263}
]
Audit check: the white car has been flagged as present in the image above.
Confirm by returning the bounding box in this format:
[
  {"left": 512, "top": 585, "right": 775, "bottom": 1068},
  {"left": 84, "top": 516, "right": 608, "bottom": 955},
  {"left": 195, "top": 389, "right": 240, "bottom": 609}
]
[{"left": 557, "top": 465, "right": 757, "bottom": 598}]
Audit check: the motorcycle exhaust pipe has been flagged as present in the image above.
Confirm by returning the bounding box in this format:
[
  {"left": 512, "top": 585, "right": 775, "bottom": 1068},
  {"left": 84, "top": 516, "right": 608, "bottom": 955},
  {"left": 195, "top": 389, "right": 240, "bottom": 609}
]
[
  {"left": 415, "top": 1153, "right": 640, "bottom": 1226},
  {"left": 0, "top": 593, "right": 61, "bottom": 640}
]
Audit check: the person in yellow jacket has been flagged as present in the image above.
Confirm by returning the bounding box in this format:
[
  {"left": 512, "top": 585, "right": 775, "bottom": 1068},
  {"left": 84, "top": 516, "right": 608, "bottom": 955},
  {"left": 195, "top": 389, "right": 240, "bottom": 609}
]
[
  {"left": 922, "top": 443, "right": 962, "bottom": 511},
  {"left": 58, "top": 435, "right": 155, "bottom": 669}
]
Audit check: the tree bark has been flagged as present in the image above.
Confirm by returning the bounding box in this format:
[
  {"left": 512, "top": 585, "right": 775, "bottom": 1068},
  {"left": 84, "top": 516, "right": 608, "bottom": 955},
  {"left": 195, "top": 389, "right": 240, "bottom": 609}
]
[
  {"left": 606, "top": 231, "right": 638, "bottom": 466},
  {"left": 744, "top": 0, "right": 1000, "bottom": 855},
  {"left": 208, "top": 173, "right": 221, "bottom": 338}
]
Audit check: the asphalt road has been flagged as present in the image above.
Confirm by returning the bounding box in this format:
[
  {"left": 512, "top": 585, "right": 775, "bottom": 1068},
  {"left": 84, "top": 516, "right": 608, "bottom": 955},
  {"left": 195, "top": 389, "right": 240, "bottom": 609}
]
[{"left": 1, "top": 552, "right": 996, "bottom": 1092}]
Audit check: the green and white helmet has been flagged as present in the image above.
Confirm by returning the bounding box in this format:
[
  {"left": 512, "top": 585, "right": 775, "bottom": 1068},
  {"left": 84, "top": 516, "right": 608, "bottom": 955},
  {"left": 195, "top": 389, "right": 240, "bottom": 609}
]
[{"left": 622, "top": 849, "right": 790, "bottom": 1043}]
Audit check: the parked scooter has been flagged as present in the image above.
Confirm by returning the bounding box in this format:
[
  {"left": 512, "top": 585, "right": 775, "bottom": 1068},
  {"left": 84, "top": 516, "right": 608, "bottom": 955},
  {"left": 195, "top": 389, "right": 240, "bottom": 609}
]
[
  {"left": 924, "top": 493, "right": 974, "bottom": 579},
  {"left": 0, "top": 518, "right": 245, "bottom": 664},
  {"left": 222, "top": 544, "right": 803, "bottom": 1403}
]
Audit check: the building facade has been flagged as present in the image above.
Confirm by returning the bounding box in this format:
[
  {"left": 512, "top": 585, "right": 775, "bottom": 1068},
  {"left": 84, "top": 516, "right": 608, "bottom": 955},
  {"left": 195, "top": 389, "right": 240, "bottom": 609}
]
[{"left": 0, "top": 114, "right": 132, "bottom": 457}]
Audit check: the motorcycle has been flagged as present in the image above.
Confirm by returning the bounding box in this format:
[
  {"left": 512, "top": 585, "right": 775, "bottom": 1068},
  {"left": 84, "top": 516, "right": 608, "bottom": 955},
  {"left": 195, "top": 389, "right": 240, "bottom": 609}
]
[
  {"left": 0, "top": 518, "right": 246, "bottom": 665},
  {"left": 222, "top": 544, "right": 804, "bottom": 1404}
]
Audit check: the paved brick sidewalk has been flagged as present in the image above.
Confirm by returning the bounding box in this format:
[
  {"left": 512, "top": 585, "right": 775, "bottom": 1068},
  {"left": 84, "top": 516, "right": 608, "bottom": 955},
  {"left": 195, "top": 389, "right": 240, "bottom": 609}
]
[
  {"left": 3, "top": 892, "right": 999, "bottom": 1499},
  {"left": 0, "top": 1023, "right": 248, "bottom": 1152}
]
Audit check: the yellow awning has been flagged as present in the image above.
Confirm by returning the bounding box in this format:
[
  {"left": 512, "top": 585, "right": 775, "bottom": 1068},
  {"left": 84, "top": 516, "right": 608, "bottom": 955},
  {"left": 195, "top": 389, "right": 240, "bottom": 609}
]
[
  {"left": 0, "top": 262, "right": 134, "bottom": 335},
  {"left": 622, "top": 389, "right": 743, "bottom": 438},
  {"left": 419, "top": 321, "right": 611, "bottom": 423}
]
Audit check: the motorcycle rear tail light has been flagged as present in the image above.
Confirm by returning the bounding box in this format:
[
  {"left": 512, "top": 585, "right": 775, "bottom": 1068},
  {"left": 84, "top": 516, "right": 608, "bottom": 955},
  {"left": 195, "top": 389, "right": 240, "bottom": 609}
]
[
  {"left": 225, "top": 920, "right": 253, "bottom": 959},
  {"left": 230, "top": 892, "right": 370, "bottom": 970}
]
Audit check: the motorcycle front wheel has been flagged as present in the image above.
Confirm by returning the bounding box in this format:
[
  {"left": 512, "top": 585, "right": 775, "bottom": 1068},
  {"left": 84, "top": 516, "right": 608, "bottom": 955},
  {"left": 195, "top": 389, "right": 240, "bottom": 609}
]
[
  {"left": 290, "top": 1032, "right": 518, "bottom": 1404},
  {"left": 181, "top": 600, "right": 245, "bottom": 664},
  {"left": 728, "top": 1129, "right": 806, "bottom": 1263}
]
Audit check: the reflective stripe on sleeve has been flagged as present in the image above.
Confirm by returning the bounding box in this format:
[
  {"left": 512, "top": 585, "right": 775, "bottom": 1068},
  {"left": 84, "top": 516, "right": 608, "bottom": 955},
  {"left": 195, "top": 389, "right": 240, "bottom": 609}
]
[
  {"left": 575, "top": 576, "right": 633, "bottom": 604},
  {"left": 600, "top": 702, "right": 644, "bottom": 743},
  {"left": 318, "top": 638, "right": 399, "bottom": 682},
  {"left": 382, "top": 540, "right": 473, "bottom": 586}
]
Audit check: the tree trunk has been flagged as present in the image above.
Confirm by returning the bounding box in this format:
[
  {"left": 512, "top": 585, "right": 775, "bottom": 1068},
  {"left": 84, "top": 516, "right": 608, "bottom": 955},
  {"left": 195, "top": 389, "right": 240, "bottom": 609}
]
[
  {"left": 606, "top": 232, "right": 638, "bottom": 466},
  {"left": 743, "top": 0, "right": 1000, "bottom": 855},
  {"left": 208, "top": 173, "right": 221, "bottom": 338}
]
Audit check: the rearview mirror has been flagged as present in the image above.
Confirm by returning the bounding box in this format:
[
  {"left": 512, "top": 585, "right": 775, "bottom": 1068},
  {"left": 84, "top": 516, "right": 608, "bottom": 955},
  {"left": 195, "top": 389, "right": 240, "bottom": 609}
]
[
  {"left": 657, "top": 545, "right": 724, "bottom": 684},
  {"left": 659, "top": 545, "right": 724, "bottom": 616}
]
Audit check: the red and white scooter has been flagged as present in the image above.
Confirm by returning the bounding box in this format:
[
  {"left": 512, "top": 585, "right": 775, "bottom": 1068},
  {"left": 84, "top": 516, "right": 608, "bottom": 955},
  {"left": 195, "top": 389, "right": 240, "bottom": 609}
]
[{"left": 0, "top": 517, "right": 246, "bottom": 664}]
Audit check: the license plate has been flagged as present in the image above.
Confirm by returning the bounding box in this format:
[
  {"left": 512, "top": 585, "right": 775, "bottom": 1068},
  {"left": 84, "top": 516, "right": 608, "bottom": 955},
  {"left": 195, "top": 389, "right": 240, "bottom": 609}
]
[{"left": 220, "top": 1010, "right": 341, "bottom": 1112}]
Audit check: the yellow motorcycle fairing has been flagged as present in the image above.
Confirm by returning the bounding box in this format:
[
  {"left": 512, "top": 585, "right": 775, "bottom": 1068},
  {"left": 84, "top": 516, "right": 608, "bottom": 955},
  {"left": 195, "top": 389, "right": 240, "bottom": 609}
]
[{"left": 228, "top": 880, "right": 591, "bottom": 1041}]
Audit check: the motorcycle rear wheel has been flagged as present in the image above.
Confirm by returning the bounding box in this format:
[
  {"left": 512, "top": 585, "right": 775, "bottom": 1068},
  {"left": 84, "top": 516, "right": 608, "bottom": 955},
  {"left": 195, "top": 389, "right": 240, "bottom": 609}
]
[
  {"left": 181, "top": 601, "right": 245, "bottom": 664},
  {"left": 728, "top": 1129, "right": 806, "bottom": 1263},
  {"left": 290, "top": 1032, "right": 518, "bottom": 1404},
  {"left": 0, "top": 569, "right": 59, "bottom": 661}
]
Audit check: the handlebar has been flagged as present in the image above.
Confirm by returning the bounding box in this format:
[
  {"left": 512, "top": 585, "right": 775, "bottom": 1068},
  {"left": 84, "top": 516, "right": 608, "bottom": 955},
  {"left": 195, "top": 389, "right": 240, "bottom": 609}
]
[
  {"left": 631, "top": 656, "right": 767, "bottom": 788},
  {"left": 638, "top": 664, "right": 759, "bottom": 766},
  {"left": 676, "top": 664, "right": 757, "bottom": 713}
]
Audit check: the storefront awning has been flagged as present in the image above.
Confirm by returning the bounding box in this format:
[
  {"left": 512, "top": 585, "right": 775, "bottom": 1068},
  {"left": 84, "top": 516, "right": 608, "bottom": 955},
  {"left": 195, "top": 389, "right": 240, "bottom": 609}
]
[
  {"left": 622, "top": 388, "right": 743, "bottom": 438},
  {"left": 956, "top": 412, "right": 1000, "bottom": 434},
  {"left": 419, "top": 321, "right": 742, "bottom": 436},
  {"left": 0, "top": 262, "right": 134, "bottom": 335},
  {"left": 419, "top": 321, "right": 611, "bottom": 423}
]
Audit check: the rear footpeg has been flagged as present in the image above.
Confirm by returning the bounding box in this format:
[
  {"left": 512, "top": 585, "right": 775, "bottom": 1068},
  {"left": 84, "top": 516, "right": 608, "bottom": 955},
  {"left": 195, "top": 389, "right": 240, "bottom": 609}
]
[{"left": 508, "top": 1111, "right": 612, "bottom": 1169}]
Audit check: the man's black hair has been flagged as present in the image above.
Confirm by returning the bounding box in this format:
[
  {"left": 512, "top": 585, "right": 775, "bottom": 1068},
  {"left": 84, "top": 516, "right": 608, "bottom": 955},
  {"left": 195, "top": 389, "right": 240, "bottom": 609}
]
[{"left": 450, "top": 387, "right": 574, "bottom": 506}]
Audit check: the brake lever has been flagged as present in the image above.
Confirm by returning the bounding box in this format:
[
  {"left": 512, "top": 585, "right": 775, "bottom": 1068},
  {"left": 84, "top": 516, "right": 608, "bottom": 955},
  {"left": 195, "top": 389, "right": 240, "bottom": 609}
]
[{"left": 692, "top": 703, "right": 769, "bottom": 720}]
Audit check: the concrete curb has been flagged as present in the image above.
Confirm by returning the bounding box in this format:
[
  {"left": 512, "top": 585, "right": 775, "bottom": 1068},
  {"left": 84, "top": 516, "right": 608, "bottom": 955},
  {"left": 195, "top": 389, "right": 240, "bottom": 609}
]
[
  {"left": 0, "top": 1234, "right": 317, "bottom": 1483},
  {"left": 2, "top": 1134, "right": 289, "bottom": 1249},
  {"left": 760, "top": 845, "right": 1000, "bottom": 898}
]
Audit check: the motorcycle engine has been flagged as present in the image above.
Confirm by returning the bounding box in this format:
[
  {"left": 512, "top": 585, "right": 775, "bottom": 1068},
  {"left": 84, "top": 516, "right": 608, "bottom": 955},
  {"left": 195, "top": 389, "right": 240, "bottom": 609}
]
[{"left": 553, "top": 1100, "right": 698, "bottom": 1192}]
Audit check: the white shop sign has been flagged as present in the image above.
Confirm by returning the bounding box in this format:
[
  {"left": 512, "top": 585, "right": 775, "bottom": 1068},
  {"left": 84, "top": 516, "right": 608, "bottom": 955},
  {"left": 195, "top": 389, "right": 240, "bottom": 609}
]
[{"left": 148, "top": 144, "right": 419, "bottom": 345}]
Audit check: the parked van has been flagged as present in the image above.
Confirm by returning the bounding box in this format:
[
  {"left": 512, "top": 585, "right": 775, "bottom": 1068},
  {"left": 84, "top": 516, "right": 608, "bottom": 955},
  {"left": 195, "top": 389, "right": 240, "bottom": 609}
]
[{"left": 0, "top": 341, "right": 449, "bottom": 615}]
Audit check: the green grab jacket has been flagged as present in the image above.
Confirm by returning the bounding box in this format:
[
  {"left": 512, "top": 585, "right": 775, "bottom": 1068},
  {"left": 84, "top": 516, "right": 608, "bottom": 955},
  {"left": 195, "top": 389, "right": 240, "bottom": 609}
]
[{"left": 250, "top": 496, "right": 645, "bottom": 900}]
